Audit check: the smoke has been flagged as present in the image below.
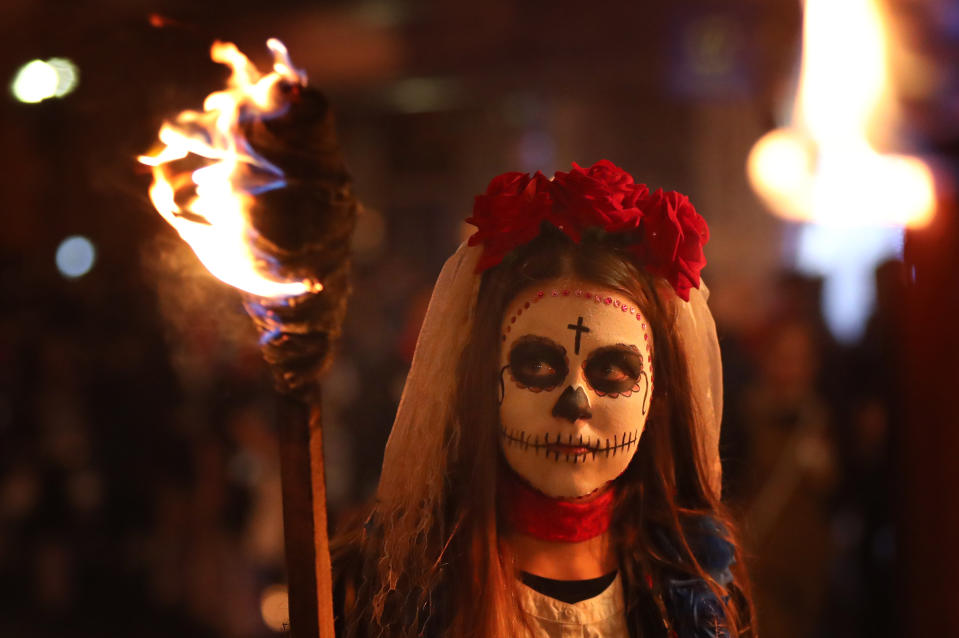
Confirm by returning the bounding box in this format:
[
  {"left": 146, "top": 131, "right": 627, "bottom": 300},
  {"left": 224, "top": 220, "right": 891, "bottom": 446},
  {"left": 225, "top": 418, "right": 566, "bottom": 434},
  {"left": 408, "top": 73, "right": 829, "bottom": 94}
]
[{"left": 141, "top": 233, "right": 261, "bottom": 388}]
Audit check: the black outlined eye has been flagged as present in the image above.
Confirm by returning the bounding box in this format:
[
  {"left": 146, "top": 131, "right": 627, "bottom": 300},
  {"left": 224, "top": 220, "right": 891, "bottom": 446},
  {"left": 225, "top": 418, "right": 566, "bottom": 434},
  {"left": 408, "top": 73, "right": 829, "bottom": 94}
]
[
  {"left": 598, "top": 363, "right": 630, "bottom": 382},
  {"left": 508, "top": 336, "right": 568, "bottom": 389},
  {"left": 583, "top": 345, "right": 643, "bottom": 394}
]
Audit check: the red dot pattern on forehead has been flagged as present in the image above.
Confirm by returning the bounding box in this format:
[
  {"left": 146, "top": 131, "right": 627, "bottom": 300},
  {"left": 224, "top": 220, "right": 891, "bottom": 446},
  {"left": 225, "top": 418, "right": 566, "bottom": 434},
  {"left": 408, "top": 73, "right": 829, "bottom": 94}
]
[{"left": 502, "top": 289, "right": 650, "bottom": 343}]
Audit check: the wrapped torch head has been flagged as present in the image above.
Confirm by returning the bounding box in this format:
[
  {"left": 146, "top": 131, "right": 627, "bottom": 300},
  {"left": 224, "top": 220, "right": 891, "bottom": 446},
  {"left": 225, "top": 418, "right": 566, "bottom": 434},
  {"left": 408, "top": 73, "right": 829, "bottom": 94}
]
[{"left": 242, "top": 85, "right": 357, "bottom": 400}]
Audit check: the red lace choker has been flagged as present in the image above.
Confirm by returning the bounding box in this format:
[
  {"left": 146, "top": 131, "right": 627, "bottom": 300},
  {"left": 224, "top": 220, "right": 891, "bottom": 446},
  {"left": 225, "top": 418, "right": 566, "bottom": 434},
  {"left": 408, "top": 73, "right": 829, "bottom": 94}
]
[{"left": 500, "top": 471, "right": 615, "bottom": 543}]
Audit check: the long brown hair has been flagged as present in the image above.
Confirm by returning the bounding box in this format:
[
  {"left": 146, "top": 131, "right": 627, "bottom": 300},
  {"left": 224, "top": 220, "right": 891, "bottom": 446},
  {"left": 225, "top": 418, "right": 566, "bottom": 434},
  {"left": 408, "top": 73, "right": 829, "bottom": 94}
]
[{"left": 337, "top": 227, "right": 753, "bottom": 637}]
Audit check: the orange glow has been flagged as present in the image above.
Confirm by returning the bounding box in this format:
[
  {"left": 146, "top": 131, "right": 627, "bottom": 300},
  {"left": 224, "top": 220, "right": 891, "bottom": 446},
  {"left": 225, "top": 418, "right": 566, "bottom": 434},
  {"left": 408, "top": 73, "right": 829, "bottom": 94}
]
[
  {"left": 747, "top": 0, "right": 935, "bottom": 228},
  {"left": 139, "top": 39, "right": 322, "bottom": 297},
  {"left": 259, "top": 583, "right": 289, "bottom": 632}
]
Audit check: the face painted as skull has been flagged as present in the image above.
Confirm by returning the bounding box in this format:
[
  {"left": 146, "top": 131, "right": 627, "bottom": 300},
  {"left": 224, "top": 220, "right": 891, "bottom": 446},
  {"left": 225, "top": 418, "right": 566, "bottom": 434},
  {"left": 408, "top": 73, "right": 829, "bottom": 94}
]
[{"left": 499, "top": 279, "right": 654, "bottom": 499}]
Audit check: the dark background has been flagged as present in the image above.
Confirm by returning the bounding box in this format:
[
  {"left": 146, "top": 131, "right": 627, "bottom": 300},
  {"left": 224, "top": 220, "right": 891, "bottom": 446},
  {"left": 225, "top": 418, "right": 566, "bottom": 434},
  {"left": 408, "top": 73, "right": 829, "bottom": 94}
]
[{"left": 1, "top": 1, "right": 958, "bottom": 636}]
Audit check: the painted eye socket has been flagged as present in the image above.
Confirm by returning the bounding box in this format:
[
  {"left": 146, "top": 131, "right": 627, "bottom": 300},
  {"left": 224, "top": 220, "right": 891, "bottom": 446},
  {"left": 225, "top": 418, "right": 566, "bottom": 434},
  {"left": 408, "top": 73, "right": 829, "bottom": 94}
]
[
  {"left": 508, "top": 336, "right": 568, "bottom": 389},
  {"left": 583, "top": 346, "right": 643, "bottom": 394}
]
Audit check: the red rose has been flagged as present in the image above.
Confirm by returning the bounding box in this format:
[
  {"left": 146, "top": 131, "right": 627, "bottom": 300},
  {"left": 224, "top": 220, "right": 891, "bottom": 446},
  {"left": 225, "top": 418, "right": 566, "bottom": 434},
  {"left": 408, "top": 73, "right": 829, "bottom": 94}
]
[
  {"left": 632, "top": 189, "right": 709, "bottom": 301},
  {"left": 465, "top": 161, "right": 709, "bottom": 301},
  {"left": 484, "top": 171, "right": 533, "bottom": 196},
  {"left": 582, "top": 160, "right": 649, "bottom": 212},
  {"left": 467, "top": 171, "right": 553, "bottom": 271},
  {"left": 550, "top": 161, "right": 648, "bottom": 237}
]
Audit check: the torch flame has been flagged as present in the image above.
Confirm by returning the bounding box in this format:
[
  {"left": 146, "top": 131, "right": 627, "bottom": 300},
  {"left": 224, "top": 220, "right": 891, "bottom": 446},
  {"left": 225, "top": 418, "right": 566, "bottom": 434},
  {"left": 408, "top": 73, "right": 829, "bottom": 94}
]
[
  {"left": 747, "top": 0, "right": 935, "bottom": 228},
  {"left": 139, "top": 38, "right": 321, "bottom": 298}
]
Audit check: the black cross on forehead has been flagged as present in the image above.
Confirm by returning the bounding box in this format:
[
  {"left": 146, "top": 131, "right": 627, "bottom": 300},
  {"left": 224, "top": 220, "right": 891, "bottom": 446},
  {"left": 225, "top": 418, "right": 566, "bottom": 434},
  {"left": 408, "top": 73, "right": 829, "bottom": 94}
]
[{"left": 567, "top": 316, "right": 590, "bottom": 355}]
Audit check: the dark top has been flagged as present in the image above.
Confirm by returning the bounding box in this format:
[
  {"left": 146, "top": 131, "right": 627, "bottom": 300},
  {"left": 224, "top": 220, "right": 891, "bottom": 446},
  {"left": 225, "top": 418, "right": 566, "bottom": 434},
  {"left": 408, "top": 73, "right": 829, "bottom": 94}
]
[{"left": 519, "top": 570, "right": 619, "bottom": 604}]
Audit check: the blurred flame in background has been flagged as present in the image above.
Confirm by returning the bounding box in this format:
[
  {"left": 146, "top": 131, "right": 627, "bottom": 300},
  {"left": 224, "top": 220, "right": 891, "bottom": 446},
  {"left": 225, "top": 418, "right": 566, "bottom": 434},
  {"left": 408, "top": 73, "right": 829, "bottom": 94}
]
[
  {"left": 747, "top": 0, "right": 936, "bottom": 342},
  {"left": 747, "top": 0, "right": 935, "bottom": 228},
  {"left": 138, "top": 38, "right": 321, "bottom": 298}
]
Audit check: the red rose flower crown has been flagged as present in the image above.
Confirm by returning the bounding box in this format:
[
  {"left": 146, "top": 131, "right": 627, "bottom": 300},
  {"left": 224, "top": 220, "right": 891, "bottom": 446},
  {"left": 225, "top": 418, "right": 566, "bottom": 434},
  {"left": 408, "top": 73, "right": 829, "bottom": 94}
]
[{"left": 466, "top": 160, "right": 709, "bottom": 302}]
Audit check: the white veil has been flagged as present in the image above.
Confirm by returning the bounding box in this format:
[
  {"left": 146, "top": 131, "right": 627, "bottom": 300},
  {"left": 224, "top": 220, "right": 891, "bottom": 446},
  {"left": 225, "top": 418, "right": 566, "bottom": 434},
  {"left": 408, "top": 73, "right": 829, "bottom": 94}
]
[
  {"left": 672, "top": 281, "right": 724, "bottom": 496},
  {"left": 373, "top": 242, "right": 480, "bottom": 596}
]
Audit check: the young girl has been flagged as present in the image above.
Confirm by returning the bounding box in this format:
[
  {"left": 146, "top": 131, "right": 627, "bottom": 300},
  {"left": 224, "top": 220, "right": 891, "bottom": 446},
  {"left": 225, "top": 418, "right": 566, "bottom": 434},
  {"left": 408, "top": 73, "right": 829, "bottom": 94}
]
[{"left": 334, "top": 161, "right": 753, "bottom": 637}]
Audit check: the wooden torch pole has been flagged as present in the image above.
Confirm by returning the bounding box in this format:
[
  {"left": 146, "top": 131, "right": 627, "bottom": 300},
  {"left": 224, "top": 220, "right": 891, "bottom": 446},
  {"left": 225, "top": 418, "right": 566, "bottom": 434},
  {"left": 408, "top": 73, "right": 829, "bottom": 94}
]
[{"left": 277, "top": 397, "right": 334, "bottom": 637}]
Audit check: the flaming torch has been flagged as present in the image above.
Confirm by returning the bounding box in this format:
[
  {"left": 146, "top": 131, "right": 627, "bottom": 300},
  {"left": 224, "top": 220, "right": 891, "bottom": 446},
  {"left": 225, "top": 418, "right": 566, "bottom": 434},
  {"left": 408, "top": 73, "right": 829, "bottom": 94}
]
[{"left": 139, "top": 39, "right": 356, "bottom": 637}]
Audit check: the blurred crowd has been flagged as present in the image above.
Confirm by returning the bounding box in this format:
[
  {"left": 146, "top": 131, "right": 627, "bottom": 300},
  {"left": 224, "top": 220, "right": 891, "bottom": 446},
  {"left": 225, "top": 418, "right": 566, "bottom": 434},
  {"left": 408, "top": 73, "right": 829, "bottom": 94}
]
[
  {"left": 0, "top": 227, "right": 905, "bottom": 638},
  {"left": 719, "top": 262, "right": 905, "bottom": 638}
]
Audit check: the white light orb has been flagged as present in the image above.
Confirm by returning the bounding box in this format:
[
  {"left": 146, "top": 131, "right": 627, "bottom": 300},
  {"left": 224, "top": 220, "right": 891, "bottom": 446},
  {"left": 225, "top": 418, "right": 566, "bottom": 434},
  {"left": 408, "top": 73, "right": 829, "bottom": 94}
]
[
  {"left": 12, "top": 60, "right": 58, "bottom": 103},
  {"left": 48, "top": 58, "right": 80, "bottom": 97},
  {"left": 11, "top": 57, "right": 79, "bottom": 103},
  {"left": 55, "top": 236, "right": 96, "bottom": 279}
]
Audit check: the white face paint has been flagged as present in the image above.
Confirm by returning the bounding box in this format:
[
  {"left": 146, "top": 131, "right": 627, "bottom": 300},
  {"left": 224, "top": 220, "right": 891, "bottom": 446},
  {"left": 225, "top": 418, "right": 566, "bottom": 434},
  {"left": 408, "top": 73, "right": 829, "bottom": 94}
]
[{"left": 498, "top": 278, "right": 654, "bottom": 499}]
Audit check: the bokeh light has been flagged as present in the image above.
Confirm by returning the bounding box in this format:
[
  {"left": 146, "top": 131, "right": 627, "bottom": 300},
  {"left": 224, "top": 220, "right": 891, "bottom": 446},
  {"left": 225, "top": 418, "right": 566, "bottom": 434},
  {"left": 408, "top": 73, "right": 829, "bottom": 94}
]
[
  {"left": 795, "top": 224, "right": 903, "bottom": 342},
  {"left": 11, "top": 57, "right": 79, "bottom": 104},
  {"left": 746, "top": 129, "right": 813, "bottom": 222},
  {"left": 48, "top": 58, "right": 80, "bottom": 97},
  {"left": 259, "top": 584, "right": 289, "bottom": 632},
  {"left": 55, "top": 236, "right": 96, "bottom": 279}
]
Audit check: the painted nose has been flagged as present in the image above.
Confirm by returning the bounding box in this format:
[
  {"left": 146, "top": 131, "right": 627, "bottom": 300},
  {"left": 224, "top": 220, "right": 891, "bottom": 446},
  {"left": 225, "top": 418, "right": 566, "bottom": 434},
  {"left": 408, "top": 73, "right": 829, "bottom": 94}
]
[{"left": 552, "top": 385, "right": 592, "bottom": 423}]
